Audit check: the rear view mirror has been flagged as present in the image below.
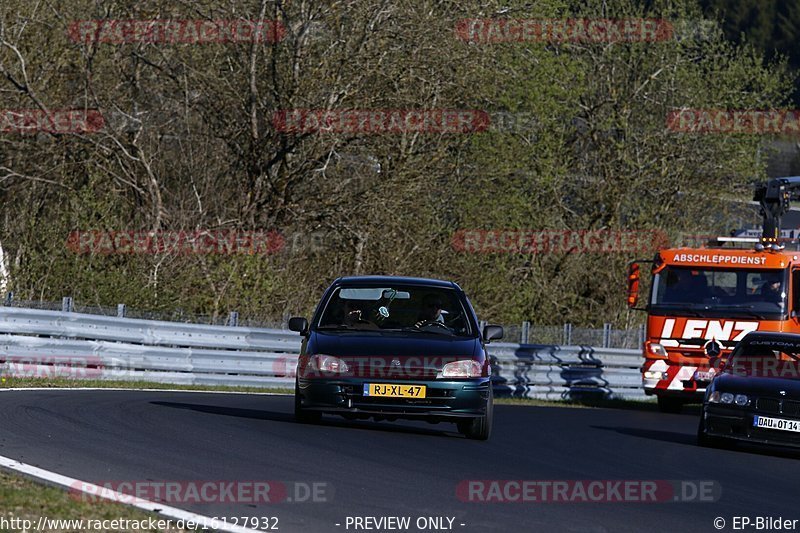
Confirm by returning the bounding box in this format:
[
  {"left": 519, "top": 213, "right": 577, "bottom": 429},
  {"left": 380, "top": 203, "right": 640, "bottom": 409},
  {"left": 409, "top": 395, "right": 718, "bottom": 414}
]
[
  {"left": 288, "top": 317, "right": 309, "bottom": 334},
  {"left": 627, "top": 262, "right": 640, "bottom": 308},
  {"left": 483, "top": 324, "right": 504, "bottom": 343}
]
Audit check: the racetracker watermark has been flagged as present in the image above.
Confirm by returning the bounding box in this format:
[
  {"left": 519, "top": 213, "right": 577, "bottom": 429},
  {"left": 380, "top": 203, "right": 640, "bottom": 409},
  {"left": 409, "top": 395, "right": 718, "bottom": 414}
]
[
  {"left": 667, "top": 109, "right": 800, "bottom": 134},
  {"left": 68, "top": 19, "right": 285, "bottom": 44},
  {"left": 70, "top": 480, "right": 330, "bottom": 505},
  {"left": 0, "top": 109, "right": 104, "bottom": 134},
  {"left": 457, "top": 480, "right": 720, "bottom": 503},
  {"left": 272, "top": 109, "right": 490, "bottom": 134},
  {"left": 451, "top": 229, "right": 669, "bottom": 254},
  {"left": 0, "top": 356, "right": 111, "bottom": 380},
  {"left": 66, "top": 230, "right": 285, "bottom": 255},
  {"left": 455, "top": 18, "right": 678, "bottom": 43},
  {"left": 299, "top": 355, "right": 476, "bottom": 380}
]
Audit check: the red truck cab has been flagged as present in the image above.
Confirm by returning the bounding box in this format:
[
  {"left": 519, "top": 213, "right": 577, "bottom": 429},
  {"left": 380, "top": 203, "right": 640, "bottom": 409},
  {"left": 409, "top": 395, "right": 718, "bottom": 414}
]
[{"left": 629, "top": 243, "right": 800, "bottom": 412}]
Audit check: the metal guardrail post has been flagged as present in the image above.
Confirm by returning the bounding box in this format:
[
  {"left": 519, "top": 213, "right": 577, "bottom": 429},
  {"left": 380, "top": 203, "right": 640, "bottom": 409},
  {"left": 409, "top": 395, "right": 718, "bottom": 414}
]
[
  {"left": 4, "top": 292, "right": 12, "bottom": 306},
  {"left": 563, "top": 323, "right": 572, "bottom": 345},
  {"left": 603, "top": 323, "right": 611, "bottom": 348},
  {"left": 117, "top": 304, "right": 126, "bottom": 318},
  {"left": 521, "top": 321, "right": 530, "bottom": 344},
  {"left": 638, "top": 324, "right": 646, "bottom": 347},
  {"left": 62, "top": 297, "right": 73, "bottom": 313},
  {"left": 228, "top": 311, "right": 239, "bottom": 327}
]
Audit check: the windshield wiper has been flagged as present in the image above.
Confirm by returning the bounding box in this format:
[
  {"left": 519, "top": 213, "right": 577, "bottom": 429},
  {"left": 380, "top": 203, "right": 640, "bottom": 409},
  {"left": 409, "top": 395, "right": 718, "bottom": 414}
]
[
  {"left": 710, "top": 305, "right": 770, "bottom": 320},
  {"left": 650, "top": 304, "right": 704, "bottom": 317},
  {"left": 401, "top": 326, "right": 453, "bottom": 335}
]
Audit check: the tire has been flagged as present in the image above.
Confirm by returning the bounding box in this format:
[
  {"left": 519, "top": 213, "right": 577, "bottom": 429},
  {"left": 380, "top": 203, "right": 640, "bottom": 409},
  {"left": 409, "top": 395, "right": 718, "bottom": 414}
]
[
  {"left": 696, "top": 414, "right": 725, "bottom": 448},
  {"left": 657, "top": 395, "right": 683, "bottom": 414},
  {"left": 294, "top": 380, "right": 322, "bottom": 424},
  {"left": 458, "top": 389, "right": 493, "bottom": 440}
]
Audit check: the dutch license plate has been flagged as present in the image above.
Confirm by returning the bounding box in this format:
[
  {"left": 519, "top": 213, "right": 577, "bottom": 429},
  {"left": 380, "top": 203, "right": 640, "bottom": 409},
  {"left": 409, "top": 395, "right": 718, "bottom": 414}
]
[
  {"left": 694, "top": 371, "right": 713, "bottom": 381},
  {"left": 363, "top": 383, "right": 426, "bottom": 398},
  {"left": 753, "top": 415, "right": 800, "bottom": 433}
]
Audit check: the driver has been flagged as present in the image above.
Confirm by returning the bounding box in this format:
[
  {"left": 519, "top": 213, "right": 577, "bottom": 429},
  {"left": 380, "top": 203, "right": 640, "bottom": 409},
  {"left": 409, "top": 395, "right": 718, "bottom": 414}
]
[
  {"left": 342, "top": 299, "right": 366, "bottom": 326},
  {"left": 415, "top": 294, "right": 447, "bottom": 327},
  {"left": 760, "top": 273, "right": 783, "bottom": 302}
]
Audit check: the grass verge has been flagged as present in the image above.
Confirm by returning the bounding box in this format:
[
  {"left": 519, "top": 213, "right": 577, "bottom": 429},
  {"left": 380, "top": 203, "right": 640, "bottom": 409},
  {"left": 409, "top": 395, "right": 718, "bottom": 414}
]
[
  {"left": 0, "top": 470, "right": 193, "bottom": 532},
  {"left": 0, "top": 376, "right": 294, "bottom": 395}
]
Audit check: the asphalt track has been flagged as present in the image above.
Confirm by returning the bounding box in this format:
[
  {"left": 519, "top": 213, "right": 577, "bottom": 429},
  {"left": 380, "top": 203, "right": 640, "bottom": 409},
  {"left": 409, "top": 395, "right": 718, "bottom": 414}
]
[{"left": 1, "top": 390, "right": 800, "bottom": 533}]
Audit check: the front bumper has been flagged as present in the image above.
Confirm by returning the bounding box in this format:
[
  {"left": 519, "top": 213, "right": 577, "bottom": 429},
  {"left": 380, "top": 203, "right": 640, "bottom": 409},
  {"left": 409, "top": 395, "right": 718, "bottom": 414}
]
[
  {"left": 297, "top": 377, "right": 491, "bottom": 420},
  {"left": 703, "top": 404, "right": 800, "bottom": 449}
]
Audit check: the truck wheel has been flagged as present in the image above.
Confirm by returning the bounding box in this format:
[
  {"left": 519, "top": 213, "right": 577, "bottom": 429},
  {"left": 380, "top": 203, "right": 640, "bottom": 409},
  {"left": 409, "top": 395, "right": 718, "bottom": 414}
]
[{"left": 657, "top": 395, "right": 683, "bottom": 414}]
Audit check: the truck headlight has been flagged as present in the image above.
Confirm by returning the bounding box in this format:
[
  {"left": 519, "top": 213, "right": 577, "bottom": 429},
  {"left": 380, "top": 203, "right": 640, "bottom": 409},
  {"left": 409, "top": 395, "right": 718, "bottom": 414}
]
[{"left": 646, "top": 342, "right": 667, "bottom": 358}]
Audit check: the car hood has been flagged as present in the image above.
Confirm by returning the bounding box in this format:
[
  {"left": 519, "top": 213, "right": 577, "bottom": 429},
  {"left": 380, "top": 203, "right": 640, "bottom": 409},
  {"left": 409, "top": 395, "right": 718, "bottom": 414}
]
[
  {"left": 308, "top": 331, "right": 479, "bottom": 359},
  {"left": 715, "top": 373, "right": 800, "bottom": 397},
  {"left": 302, "top": 331, "right": 482, "bottom": 379}
]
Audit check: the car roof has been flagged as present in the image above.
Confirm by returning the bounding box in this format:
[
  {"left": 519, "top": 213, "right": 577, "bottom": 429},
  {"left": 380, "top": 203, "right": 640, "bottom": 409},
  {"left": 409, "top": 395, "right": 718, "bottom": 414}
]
[
  {"left": 742, "top": 331, "right": 800, "bottom": 343},
  {"left": 333, "top": 275, "right": 459, "bottom": 290}
]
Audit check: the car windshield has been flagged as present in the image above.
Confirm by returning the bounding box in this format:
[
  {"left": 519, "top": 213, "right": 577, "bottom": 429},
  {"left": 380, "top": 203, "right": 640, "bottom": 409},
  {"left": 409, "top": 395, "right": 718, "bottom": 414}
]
[
  {"left": 317, "top": 285, "right": 472, "bottom": 336},
  {"left": 726, "top": 338, "right": 800, "bottom": 378},
  {"left": 651, "top": 266, "right": 786, "bottom": 318}
]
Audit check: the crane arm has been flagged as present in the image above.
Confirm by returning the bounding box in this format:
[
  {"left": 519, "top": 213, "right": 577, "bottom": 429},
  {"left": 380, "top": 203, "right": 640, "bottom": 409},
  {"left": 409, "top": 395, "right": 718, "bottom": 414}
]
[{"left": 754, "top": 176, "right": 800, "bottom": 243}]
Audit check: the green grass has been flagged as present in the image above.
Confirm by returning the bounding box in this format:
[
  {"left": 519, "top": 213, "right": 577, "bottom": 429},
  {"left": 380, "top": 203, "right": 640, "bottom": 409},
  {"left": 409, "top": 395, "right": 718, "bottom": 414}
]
[
  {"left": 494, "top": 396, "right": 658, "bottom": 410},
  {"left": 0, "top": 470, "right": 194, "bottom": 532},
  {"left": 0, "top": 376, "right": 294, "bottom": 395}
]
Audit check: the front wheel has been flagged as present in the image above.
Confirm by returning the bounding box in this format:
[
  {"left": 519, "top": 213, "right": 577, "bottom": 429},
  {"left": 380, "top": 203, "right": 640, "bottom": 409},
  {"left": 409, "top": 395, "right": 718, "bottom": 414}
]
[
  {"left": 457, "top": 390, "right": 493, "bottom": 440},
  {"left": 696, "top": 414, "right": 726, "bottom": 448},
  {"left": 657, "top": 395, "right": 683, "bottom": 414},
  {"left": 294, "top": 381, "right": 322, "bottom": 424}
]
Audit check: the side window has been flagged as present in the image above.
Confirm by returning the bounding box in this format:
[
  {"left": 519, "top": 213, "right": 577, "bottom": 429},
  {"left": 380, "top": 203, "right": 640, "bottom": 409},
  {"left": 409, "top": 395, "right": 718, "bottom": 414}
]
[{"left": 793, "top": 270, "right": 800, "bottom": 315}]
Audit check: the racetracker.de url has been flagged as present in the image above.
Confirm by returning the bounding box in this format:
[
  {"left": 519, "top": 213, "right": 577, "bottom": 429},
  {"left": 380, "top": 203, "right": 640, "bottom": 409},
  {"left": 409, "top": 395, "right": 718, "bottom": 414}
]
[{"left": 0, "top": 515, "right": 279, "bottom": 531}]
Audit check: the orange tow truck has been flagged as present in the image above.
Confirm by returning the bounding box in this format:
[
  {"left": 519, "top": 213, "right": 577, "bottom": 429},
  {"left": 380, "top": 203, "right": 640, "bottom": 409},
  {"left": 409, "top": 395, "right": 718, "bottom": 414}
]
[{"left": 627, "top": 177, "right": 800, "bottom": 412}]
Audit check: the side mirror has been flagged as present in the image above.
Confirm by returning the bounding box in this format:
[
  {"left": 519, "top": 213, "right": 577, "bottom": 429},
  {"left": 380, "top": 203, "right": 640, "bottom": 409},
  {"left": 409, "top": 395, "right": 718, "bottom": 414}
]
[
  {"left": 627, "top": 262, "right": 640, "bottom": 308},
  {"left": 483, "top": 324, "right": 504, "bottom": 343},
  {"left": 288, "top": 317, "right": 309, "bottom": 335}
]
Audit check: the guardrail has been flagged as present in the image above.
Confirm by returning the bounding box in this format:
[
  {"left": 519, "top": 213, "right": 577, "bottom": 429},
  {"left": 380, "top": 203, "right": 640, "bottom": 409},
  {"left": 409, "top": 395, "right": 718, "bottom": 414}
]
[
  {"left": 0, "top": 306, "right": 646, "bottom": 400},
  {"left": 489, "top": 343, "right": 645, "bottom": 401}
]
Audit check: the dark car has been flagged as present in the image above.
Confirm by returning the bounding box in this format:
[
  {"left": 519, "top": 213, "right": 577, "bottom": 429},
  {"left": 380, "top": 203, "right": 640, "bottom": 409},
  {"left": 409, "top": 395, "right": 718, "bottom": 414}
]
[
  {"left": 698, "top": 331, "right": 800, "bottom": 449},
  {"left": 288, "top": 276, "right": 503, "bottom": 440}
]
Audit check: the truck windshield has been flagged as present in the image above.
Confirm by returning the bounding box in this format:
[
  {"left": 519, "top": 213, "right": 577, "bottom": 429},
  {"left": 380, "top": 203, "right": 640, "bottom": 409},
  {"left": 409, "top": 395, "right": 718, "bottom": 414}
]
[{"left": 650, "top": 267, "right": 786, "bottom": 318}]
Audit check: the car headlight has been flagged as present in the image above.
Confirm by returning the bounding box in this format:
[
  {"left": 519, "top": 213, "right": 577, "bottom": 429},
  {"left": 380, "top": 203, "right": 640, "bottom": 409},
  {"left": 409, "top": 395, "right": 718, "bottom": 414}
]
[
  {"left": 439, "top": 359, "right": 483, "bottom": 378},
  {"left": 708, "top": 390, "right": 721, "bottom": 403},
  {"left": 734, "top": 394, "right": 749, "bottom": 406},
  {"left": 646, "top": 342, "right": 667, "bottom": 358},
  {"left": 313, "top": 354, "right": 349, "bottom": 373},
  {"left": 720, "top": 392, "right": 734, "bottom": 404},
  {"left": 643, "top": 370, "right": 668, "bottom": 380}
]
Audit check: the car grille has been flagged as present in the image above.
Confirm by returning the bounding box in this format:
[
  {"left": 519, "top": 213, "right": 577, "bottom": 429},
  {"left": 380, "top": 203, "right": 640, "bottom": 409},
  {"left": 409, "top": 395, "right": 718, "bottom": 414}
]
[
  {"left": 756, "top": 398, "right": 781, "bottom": 413},
  {"left": 782, "top": 400, "right": 800, "bottom": 417},
  {"left": 341, "top": 385, "right": 457, "bottom": 408},
  {"left": 755, "top": 397, "right": 800, "bottom": 416}
]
